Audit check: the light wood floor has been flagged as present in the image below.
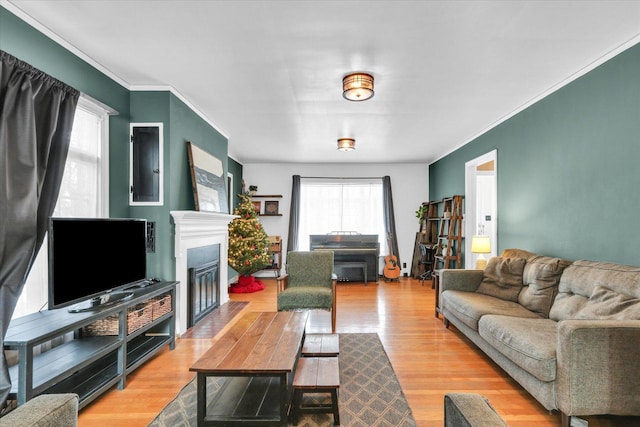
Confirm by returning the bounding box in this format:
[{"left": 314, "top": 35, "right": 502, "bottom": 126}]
[{"left": 77, "top": 277, "right": 635, "bottom": 427}]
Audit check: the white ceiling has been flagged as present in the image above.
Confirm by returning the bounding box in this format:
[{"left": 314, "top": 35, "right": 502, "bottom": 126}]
[{"left": 4, "top": 1, "right": 640, "bottom": 165}]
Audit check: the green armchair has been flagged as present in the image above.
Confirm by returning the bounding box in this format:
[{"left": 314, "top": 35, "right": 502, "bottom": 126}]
[{"left": 277, "top": 251, "right": 337, "bottom": 333}]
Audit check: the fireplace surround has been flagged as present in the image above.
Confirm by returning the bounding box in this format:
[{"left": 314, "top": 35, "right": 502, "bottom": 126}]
[{"left": 171, "top": 210, "right": 236, "bottom": 336}]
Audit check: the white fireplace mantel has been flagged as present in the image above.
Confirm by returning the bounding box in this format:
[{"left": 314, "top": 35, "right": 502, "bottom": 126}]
[{"left": 170, "top": 210, "right": 237, "bottom": 336}]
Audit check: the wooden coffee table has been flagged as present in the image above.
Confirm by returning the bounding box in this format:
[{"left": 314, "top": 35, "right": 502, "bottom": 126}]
[{"left": 190, "top": 311, "right": 308, "bottom": 426}]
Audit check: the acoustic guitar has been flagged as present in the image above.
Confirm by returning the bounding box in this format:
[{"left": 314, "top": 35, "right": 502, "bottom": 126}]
[{"left": 383, "top": 233, "right": 401, "bottom": 281}]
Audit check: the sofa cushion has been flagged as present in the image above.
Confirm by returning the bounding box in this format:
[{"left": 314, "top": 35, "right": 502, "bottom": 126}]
[
  {"left": 1, "top": 393, "right": 79, "bottom": 427},
  {"left": 479, "top": 315, "right": 557, "bottom": 382},
  {"left": 441, "top": 290, "right": 540, "bottom": 331},
  {"left": 476, "top": 257, "right": 526, "bottom": 302},
  {"left": 551, "top": 260, "right": 640, "bottom": 321},
  {"left": 518, "top": 256, "right": 572, "bottom": 318}
]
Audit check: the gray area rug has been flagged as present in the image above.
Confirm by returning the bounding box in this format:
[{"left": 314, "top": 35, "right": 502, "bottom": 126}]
[{"left": 148, "top": 333, "right": 416, "bottom": 426}]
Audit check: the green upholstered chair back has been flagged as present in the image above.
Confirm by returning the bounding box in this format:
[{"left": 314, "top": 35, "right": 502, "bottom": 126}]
[{"left": 286, "top": 251, "right": 334, "bottom": 288}]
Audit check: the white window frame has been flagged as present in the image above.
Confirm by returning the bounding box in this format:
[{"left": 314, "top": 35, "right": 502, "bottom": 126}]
[
  {"left": 77, "top": 96, "right": 111, "bottom": 215},
  {"left": 298, "top": 177, "right": 386, "bottom": 253}
]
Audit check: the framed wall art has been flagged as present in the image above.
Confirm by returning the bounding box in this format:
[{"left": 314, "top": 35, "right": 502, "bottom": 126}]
[
  {"left": 187, "top": 142, "right": 229, "bottom": 213},
  {"left": 264, "top": 200, "right": 279, "bottom": 215}
]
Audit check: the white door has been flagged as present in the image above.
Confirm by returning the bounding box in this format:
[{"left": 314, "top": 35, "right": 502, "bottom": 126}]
[{"left": 464, "top": 150, "right": 497, "bottom": 268}]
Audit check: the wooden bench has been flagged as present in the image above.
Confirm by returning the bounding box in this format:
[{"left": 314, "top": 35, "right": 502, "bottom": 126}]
[
  {"left": 301, "top": 333, "right": 339, "bottom": 357},
  {"left": 290, "top": 356, "right": 340, "bottom": 425}
]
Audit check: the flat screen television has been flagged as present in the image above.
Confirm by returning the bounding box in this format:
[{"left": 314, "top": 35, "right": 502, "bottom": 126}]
[{"left": 48, "top": 217, "right": 148, "bottom": 312}]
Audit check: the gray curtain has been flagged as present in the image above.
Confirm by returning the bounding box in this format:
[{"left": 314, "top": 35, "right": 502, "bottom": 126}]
[
  {"left": 383, "top": 176, "right": 400, "bottom": 266},
  {"left": 0, "top": 50, "right": 79, "bottom": 409},
  {"left": 286, "top": 175, "right": 300, "bottom": 252}
]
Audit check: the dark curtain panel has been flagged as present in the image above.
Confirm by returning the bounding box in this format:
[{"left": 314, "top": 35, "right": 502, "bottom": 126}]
[
  {"left": 382, "top": 176, "right": 400, "bottom": 265},
  {"left": 0, "top": 50, "right": 79, "bottom": 408},
  {"left": 287, "top": 175, "right": 301, "bottom": 253}
]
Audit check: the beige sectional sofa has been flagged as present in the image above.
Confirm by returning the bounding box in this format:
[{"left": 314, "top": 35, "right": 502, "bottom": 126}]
[{"left": 439, "top": 249, "right": 640, "bottom": 427}]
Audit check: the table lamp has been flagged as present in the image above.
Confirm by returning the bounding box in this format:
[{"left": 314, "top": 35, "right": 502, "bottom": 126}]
[{"left": 471, "top": 235, "right": 491, "bottom": 269}]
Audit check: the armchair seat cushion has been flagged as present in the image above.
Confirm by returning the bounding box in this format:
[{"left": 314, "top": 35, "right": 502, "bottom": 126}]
[{"left": 278, "top": 286, "right": 333, "bottom": 311}]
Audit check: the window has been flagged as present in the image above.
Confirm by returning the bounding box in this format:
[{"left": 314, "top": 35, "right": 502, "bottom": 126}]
[
  {"left": 12, "top": 97, "right": 110, "bottom": 318},
  {"left": 298, "top": 178, "right": 386, "bottom": 253}
]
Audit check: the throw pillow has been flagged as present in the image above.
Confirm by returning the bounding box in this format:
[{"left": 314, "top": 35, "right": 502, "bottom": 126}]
[
  {"left": 574, "top": 285, "right": 640, "bottom": 320},
  {"left": 476, "top": 257, "right": 526, "bottom": 302},
  {"left": 501, "top": 248, "right": 537, "bottom": 261}
]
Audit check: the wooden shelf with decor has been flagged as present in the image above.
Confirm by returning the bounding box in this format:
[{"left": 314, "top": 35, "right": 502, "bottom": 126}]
[
  {"left": 264, "top": 236, "right": 282, "bottom": 277},
  {"left": 251, "top": 195, "right": 283, "bottom": 216}
]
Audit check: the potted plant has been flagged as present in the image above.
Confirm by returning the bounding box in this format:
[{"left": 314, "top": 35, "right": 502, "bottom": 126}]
[{"left": 415, "top": 204, "right": 428, "bottom": 224}]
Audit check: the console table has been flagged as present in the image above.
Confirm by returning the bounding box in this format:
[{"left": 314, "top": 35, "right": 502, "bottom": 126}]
[
  {"left": 4, "top": 281, "right": 177, "bottom": 409},
  {"left": 190, "top": 311, "right": 308, "bottom": 426}
]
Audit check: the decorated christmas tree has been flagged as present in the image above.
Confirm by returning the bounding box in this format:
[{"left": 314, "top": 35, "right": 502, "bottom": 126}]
[{"left": 228, "top": 193, "right": 270, "bottom": 292}]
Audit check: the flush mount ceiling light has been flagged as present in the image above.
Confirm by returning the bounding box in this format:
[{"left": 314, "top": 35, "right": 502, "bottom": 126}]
[
  {"left": 337, "top": 138, "right": 356, "bottom": 152},
  {"left": 342, "top": 72, "right": 374, "bottom": 101}
]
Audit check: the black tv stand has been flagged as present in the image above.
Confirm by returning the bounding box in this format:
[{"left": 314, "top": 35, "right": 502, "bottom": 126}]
[
  {"left": 68, "top": 291, "right": 134, "bottom": 313},
  {"left": 5, "top": 281, "right": 177, "bottom": 409}
]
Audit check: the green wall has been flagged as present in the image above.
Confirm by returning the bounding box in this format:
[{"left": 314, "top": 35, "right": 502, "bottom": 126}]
[
  {"left": 228, "top": 157, "right": 244, "bottom": 211},
  {"left": 168, "top": 93, "right": 229, "bottom": 211},
  {"left": 227, "top": 157, "right": 243, "bottom": 279},
  {"left": 128, "top": 92, "right": 172, "bottom": 279},
  {"left": 1, "top": 7, "right": 241, "bottom": 282},
  {"left": 0, "top": 8, "right": 132, "bottom": 221},
  {"left": 430, "top": 42, "right": 640, "bottom": 265},
  {"left": 127, "top": 92, "right": 231, "bottom": 281}
]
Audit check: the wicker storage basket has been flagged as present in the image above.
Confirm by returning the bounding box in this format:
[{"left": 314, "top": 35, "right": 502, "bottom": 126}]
[
  {"left": 82, "top": 302, "right": 153, "bottom": 336},
  {"left": 151, "top": 294, "right": 172, "bottom": 320}
]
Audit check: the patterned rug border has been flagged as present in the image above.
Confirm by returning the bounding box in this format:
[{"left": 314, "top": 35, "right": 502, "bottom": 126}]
[{"left": 148, "top": 333, "right": 416, "bottom": 427}]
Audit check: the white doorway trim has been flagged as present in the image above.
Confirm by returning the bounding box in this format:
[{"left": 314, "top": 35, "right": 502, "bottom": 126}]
[{"left": 464, "top": 150, "right": 498, "bottom": 268}]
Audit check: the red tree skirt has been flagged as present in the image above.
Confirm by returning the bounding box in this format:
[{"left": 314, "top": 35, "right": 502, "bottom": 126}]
[{"left": 229, "top": 275, "right": 265, "bottom": 293}]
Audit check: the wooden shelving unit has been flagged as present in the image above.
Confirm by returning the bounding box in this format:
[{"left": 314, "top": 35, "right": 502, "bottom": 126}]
[
  {"left": 411, "top": 200, "right": 440, "bottom": 278},
  {"left": 435, "top": 195, "right": 463, "bottom": 270},
  {"left": 410, "top": 196, "right": 463, "bottom": 317}
]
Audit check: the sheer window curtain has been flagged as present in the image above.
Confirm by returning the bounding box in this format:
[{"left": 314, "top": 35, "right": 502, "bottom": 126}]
[
  {"left": 287, "top": 177, "right": 399, "bottom": 265},
  {"left": 0, "top": 50, "right": 79, "bottom": 409}
]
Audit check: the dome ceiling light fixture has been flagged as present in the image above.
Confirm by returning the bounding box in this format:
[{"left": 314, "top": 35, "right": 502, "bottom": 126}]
[
  {"left": 342, "top": 72, "right": 374, "bottom": 101},
  {"left": 337, "top": 138, "right": 356, "bottom": 152}
]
